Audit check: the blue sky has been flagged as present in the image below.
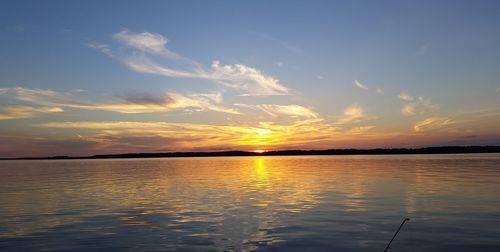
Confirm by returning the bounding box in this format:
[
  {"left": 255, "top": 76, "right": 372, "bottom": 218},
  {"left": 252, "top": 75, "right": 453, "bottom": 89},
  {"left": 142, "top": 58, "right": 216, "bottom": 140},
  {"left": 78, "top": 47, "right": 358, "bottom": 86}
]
[{"left": 1, "top": 0, "right": 500, "bottom": 157}]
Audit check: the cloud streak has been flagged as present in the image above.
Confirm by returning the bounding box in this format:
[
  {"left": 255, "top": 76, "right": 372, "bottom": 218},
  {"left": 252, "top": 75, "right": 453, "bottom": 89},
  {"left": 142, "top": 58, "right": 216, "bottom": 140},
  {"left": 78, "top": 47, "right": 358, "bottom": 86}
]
[
  {"left": 354, "top": 80, "right": 384, "bottom": 94},
  {"left": 209, "top": 61, "right": 289, "bottom": 96},
  {"left": 36, "top": 118, "right": 378, "bottom": 152},
  {"left": 90, "top": 30, "right": 291, "bottom": 96},
  {"left": 0, "top": 87, "right": 239, "bottom": 115},
  {"left": 250, "top": 31, "right": 308, "bottom": 57},
  {"left": 237, "top": 104, "right": 318, "bottom": 119},
  {"left": 354, "top": 80, "right": 369, "bottom": 90},
  {"left": 0, "top": 106, "right": 63, "bottom": 120},
  {"left": 414, "top": 117, "right": 454, "bottom": 132}
]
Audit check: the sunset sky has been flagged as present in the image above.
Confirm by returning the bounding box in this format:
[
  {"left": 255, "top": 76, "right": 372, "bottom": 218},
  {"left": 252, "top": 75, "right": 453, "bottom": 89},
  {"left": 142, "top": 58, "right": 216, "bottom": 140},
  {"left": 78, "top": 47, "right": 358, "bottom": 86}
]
[{"left": 1, "top": 0, "right": 500, "bottom": 157}]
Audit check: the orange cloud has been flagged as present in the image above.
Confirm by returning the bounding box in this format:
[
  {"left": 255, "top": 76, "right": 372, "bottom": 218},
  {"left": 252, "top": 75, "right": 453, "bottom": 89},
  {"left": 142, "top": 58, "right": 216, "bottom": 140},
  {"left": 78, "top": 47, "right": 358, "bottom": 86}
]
[{"left": 0, "top": 106, "right": 63, "bottom": 120}]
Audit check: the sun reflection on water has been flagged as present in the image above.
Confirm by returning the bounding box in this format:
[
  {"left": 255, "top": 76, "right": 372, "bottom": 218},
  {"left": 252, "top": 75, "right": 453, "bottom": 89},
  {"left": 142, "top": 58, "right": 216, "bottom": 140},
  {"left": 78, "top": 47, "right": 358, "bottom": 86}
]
[
  {"left": 1, "top": 155, "right": 500, "bottom": 251},
  {"left": 253, "top": 158, "right": 268, "bottom": 186}
]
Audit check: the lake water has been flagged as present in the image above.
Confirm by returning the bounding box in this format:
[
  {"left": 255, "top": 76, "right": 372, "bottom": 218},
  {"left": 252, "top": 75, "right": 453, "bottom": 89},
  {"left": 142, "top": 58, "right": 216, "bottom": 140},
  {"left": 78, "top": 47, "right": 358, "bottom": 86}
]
[{"left": 1, "top": 154, "right": 500, "bottom": 251}]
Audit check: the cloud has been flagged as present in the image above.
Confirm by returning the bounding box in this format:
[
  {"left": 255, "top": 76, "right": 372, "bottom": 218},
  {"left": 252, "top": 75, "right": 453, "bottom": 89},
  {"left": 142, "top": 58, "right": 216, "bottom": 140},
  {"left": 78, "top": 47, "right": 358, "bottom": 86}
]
[
  {"left": 114, "top": 30, "right": 167, "bottom": 54},
  {"left": 166, "top": 92, "right": 239, "bottom": 114},
  {"left": 209, "top": 61, "right": 289, "bottom": 96},
  {"left": 79, "top": 92, "right": 238, "bottom": 114},
  {"left": 34, "top": 121, "right": 280, "bottom": 150},
  {"left": 35, "top": 118, "right": 345, "bottom": 151},
  {"left": 354, "top": 80, "right": 385, "bottom": 94},
  {"left": 398, "top": 92, "right": 439, "bottom": 116},
  {"left": 90, "top": 30, "right": 291, "bottom": 96},
  {"left": 0, "top": 87, "right": 85, "bottom": 107},
  {"left": 0, "top": 106, "right": 63, "bottom": 120},
  {"left": 334, "top": 104, "right": 369, "bottom": 125},
  {"left": 113, "top": 30, "right": 183, "bottom": 61},
  {"left": 414, "top": 117, "right": 454, "bottom": 132},
  {"left": 453, "top": 107, "right": 500, "bottom": 118},
  {"left": 86, "top": 42, "right": 111, "bottom": 55},
  {"left": 119, "top": 93, "right": 174, "bottom": 105},
  {"left": 343, "top": 105, "right": 365, "bottom": 120},
  {"left": 346, "top": 126, "right": 375, "bottom": 135},
  {"left": 121, "top": 55, "right": 198, "bottom": 78},
  {"left": 250, "top": 31, "right": 308, "bottom": 57},
  {"left": 354, "top": 80, "right": 369, "bottom": 90},
  {"left": 111, "top": 92, "right": 239, "bottom": 114},
  {"left": 0, "top": 87, "right": 238, "bottom": 115},
  {"left": 34, "top": 116, "right": 387, "bottom": 153},
  {"left": 274, "top": 61, "right": 284, "bottom": 67},
  {"left": 401, "top": 103, "right": 416, "bottom": 116},
  {"left": 237, "top": 104, "right": 318, "bottom": 118},
  {"left": 398, "top": 92, "right": 414, "bottom": 101},
  {"left": 121, "top": 57, "right": 290, "bottom": 96},
  {"left": 496, "top": 87, "right": 500, "bottom": 92},
  {"left": 407, "top": 107, "right": 500, "bottom": 134}
]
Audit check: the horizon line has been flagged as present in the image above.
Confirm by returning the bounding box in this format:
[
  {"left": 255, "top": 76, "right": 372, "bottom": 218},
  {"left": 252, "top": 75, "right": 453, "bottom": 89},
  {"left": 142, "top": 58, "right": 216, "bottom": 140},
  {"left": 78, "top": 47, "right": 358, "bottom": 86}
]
[{"left": 2, "top": 145, "right": 500, "bottom": 161}]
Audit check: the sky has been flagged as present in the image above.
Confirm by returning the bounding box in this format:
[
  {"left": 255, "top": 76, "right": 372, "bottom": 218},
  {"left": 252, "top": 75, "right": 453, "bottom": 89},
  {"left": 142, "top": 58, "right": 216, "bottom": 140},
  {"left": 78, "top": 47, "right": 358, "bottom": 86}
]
[{"left": 1, "top": 0, "right": 500, "bottom": 157}]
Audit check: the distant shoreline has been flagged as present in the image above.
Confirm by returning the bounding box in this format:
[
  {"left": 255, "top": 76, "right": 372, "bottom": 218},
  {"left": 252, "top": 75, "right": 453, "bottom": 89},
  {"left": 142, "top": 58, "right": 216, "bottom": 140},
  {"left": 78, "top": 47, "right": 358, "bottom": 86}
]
[{"left": 1, "top": 146, "right": 500, "bottom": 160}]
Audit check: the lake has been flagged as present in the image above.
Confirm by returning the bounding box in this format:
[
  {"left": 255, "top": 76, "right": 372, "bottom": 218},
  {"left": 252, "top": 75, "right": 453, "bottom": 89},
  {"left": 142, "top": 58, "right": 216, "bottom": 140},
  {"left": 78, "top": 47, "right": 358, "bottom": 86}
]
[{"left": 1, "top": 154, "right": 500, "bottom": 251}]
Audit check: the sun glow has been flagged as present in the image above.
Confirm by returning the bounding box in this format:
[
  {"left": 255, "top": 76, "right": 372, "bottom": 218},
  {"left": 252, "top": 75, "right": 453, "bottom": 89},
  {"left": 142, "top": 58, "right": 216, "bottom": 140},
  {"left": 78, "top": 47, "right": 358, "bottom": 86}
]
[{"left": 253, "top": 149, "right": 267, "bottom": 154}]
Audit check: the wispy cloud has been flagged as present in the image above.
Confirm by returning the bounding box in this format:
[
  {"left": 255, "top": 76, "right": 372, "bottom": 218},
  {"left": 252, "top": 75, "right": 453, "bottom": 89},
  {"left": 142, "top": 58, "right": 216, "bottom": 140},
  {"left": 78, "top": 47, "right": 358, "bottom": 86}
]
[
  {"left": 354, "top": 80, "right": 383, "bottom": 94},
  {"left": 401, "top": 103, "right": 416, "bottom": 116},
  {"left": 80, "top": 92, "right": 239, "bottom": 114},
  {"left": 398, "top": 92, "right": 414, "bottom": 101},
  {"left": 36, "top": 117, "right": 378, "bottom": 152},
  {"left": 35, "top": 120, "right": 320, "bottom": 150},
  {"left": 165, "top": 92, "right": 239, "bottom": 114},
  {"left": 0, "top": 87, "right": 78, "bottom": 106},
  {"left": 454, "top": 107, "right": 500, "bottom": 118},
  {"left": 89, "top": 30, "right": 290, "bottom": 96},
  {"left": 354, "top": 80, "right": 369, "bottom": 90},
  {"left": 410, "top": 107, "right": 500, "bottom": 134},
  {"left": 0, "top": 105, "right": 63, "bottom": 120},
  {"left": 114, "top": 30, "right": 174, "bottom": 57},
  {"left": 346, "top": 126, "right": 375, "bottom": 135},
  {"left": 114, "top": 30, "right": 201, "bottom": 68},
  {"left": 250, "top": 31, "right": 308, "bottom": 57},
  {"left": 210, "top": 61, "right": 289, "bottom": 96},
  {"left": 414, "top": 117, "right": 454, "bottom": 132},
  {"left": 237, "top": 104, "right": 318, "bottom": 119},
  {"left": 274, "top": 61, "right": 284, "bottom": 67},
  {"left": 0, "top": 87, "right": 239, "bottom": 115},
  {"left": 398, "top": 92, "right": 438, "bottom": 116},
  {"left": 120, "top": 57, "right": 290, "bottom": 95},
  {"left": 121, "top": 55, "right": 198, "bottom": 78},
  {"left": 334, "top": 104, "right": 370, "bottom": 125},
  {"left": 86, "top": 42, "right": 111, "bottom": 55}
]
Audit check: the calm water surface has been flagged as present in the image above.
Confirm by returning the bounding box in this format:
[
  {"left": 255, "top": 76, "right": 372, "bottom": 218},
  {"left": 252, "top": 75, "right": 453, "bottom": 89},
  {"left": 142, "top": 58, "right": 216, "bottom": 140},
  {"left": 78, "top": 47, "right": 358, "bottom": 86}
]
[{"left": 1, "top": 154, "right": 500, "bottom": 251}]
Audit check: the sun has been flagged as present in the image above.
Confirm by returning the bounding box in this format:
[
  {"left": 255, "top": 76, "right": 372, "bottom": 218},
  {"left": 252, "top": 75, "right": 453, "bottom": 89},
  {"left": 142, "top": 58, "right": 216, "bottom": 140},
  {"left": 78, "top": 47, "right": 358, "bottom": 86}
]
[{"left": 253, "top": 149, "right": 267, "bottom": 154}]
